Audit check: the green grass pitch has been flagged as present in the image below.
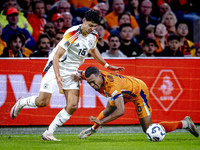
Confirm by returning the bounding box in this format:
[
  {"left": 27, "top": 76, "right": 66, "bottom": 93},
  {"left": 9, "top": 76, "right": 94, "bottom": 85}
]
[{"left": 0, "top": 132, "right": 199, "bottom": 150}]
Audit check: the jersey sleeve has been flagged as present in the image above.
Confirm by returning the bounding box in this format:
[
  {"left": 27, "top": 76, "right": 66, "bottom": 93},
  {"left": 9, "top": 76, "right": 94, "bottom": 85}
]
[
  {"left": 80, "top": 71, "right": 86, "bottom": 80},
  {"left": 59, "top": 27, "right": 80, "bottom": 50},
  {"left": 106, "top": 81, "right": 123, "bottom": 100},
  {"left": 91, "top": 31, "right": 98, "bottom": 49}
]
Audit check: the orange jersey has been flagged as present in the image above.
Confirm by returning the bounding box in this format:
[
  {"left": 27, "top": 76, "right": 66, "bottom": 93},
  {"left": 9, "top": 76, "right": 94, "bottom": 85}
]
[
  {"left": 82, "top": 70, "right": 152, "bottom": 118},
  {"left": 82, "top": 70, "right": 146, "bottom": 103}
]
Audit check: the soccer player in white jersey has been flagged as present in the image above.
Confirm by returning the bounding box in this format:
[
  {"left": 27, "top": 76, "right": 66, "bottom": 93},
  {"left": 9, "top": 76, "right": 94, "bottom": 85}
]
[{"left": 10, "top": 9, "right": 124, "bottom": 141}]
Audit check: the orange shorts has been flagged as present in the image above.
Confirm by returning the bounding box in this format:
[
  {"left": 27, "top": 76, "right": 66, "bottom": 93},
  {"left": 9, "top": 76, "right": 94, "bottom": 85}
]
[
  {"left": 108, "top": 79, "right": 152, "bottom": 119},
  {"left": 132, "top": 80, "right": 152, "bottom": 119}
]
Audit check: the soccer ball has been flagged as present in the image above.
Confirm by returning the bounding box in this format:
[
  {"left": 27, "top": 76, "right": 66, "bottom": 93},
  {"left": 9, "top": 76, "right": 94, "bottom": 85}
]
[{"left": 146, "top": 123, "right": 166, "bottom": 142}]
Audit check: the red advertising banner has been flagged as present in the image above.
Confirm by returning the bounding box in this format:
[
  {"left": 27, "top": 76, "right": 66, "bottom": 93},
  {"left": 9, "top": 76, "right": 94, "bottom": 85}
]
[{"left": 0, "top": 58, "right": 200, "bottom": 126}]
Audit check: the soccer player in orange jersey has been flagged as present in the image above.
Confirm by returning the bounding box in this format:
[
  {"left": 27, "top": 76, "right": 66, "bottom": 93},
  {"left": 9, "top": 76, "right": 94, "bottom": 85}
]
[{"left": 72, "top": 66, "right": 199, "bottom": 139}]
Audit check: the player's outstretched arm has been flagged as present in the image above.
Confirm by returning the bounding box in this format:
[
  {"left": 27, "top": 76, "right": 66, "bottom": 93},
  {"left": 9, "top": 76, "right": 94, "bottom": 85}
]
[
  {"left": 89, "top": 96, "right": 125, "bottom": 125},
  {"left": 89, "top": 48, "right": 125, "bottom": 72},
  {"left": 107, "top": 65, "right": 125, "bottom": 71}
]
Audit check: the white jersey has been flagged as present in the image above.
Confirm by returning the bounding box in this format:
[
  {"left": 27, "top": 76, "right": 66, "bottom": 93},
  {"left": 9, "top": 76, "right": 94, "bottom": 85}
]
[{"left": 43, "top": 25, "right": 98, "bottom": 76}]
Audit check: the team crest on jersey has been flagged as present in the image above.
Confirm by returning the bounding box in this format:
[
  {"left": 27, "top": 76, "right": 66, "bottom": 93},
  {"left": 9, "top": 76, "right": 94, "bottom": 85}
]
[
  {"left": 88, "top": 40, "right": 93, "bottom": 47},
  {"left": 107, "top": 75, "right": 114, "bottom": 82},
  {"left": 64, "top": 41, "right": 70, "bottom": 46}
]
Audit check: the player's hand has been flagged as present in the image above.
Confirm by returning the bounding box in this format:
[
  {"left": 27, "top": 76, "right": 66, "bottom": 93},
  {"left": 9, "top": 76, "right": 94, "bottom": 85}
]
[
  {"left": 71, "top": 73, "right": 82, "bottom": 82},
  {"left": 89, "top": 116, "right": 102, "bottom": 125},
  {"left": 56, "top": 75, "right": 64, "bottom": 90},
  {"left": 107, "top": 65, "right": 125, "bottom": 72}
]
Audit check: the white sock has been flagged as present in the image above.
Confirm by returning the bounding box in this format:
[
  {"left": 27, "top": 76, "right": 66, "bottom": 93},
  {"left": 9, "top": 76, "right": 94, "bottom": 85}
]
[
  {"left": 48, "top": 108, "right": 71, "bottom": 133},
  {"left": 20, "top": 96, "right": 37, "bottom": 107},
  {"left": 182, "top": 120, "right": 188, "bottom": 129}
]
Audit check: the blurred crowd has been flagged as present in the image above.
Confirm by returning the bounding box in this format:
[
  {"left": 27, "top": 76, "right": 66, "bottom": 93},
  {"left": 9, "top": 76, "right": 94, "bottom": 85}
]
[{"left": 0, "top": 0, "right": 200, "bottom": 58}]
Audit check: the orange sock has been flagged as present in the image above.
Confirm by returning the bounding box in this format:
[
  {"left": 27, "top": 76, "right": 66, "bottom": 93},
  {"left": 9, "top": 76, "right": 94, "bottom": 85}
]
[
  {"left": 92, "top": 110, "right": 106, "bottom": 130},
  {"left": 159, "top": 121, "right": 183, "bottom": 133}
]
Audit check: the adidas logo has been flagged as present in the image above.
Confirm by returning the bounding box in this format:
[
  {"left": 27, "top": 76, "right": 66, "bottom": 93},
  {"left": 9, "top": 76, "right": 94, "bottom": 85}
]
[{"left": 74, "top": 43, "right": 80, "bottom": 47}]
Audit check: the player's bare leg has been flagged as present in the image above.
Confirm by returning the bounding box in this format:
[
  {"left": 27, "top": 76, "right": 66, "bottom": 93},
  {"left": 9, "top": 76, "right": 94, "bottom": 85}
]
[
  {"left": 35, "top": 92, "right": 52, "bottom": 107},
  {"left": 139, "top": 113, "right": 153, "bottom": 133},
  {"left": 42, "top": 89, "right": 80, "bottom": 141},
  {"left": 64, "top": 89, "right": 80, "bottom": 114},
  {"left": 10, "top": 92, "right": 52, "bottom": 119}
]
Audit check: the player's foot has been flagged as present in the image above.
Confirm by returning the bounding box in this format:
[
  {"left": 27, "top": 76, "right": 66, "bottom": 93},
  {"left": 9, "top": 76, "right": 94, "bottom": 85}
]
[
  {"left": 41, "top": 130, "right": 61, "bottom": 141},
  {"left": 79, "top": 127, "right": 96, "bottom": 139},
  {"left": 184, "top": 116, "right": 199, "bottom": 137},
  {"left": 10, "top": 97, "right": 24, "bottom": 119}
]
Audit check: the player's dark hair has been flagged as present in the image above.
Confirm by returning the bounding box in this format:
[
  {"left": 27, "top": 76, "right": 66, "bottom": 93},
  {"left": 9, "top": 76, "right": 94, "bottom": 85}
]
[
  {"left": 84, "top": 9, "right": 101, "bottom": 24},
  {"left": 85, "top": 67, "right": 100, "bottom": 78}
]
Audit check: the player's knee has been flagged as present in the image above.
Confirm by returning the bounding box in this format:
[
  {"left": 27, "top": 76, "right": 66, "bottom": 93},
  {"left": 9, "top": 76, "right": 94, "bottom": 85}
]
[
  {"left": 38, "top": 101, "right": 48, "bottom": 107},
  {"left": 35, "top": 98, "right": 49, "bottom": 107},
  {"left": 68, "top": 104, "right": 78, "bottom": 111}
]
